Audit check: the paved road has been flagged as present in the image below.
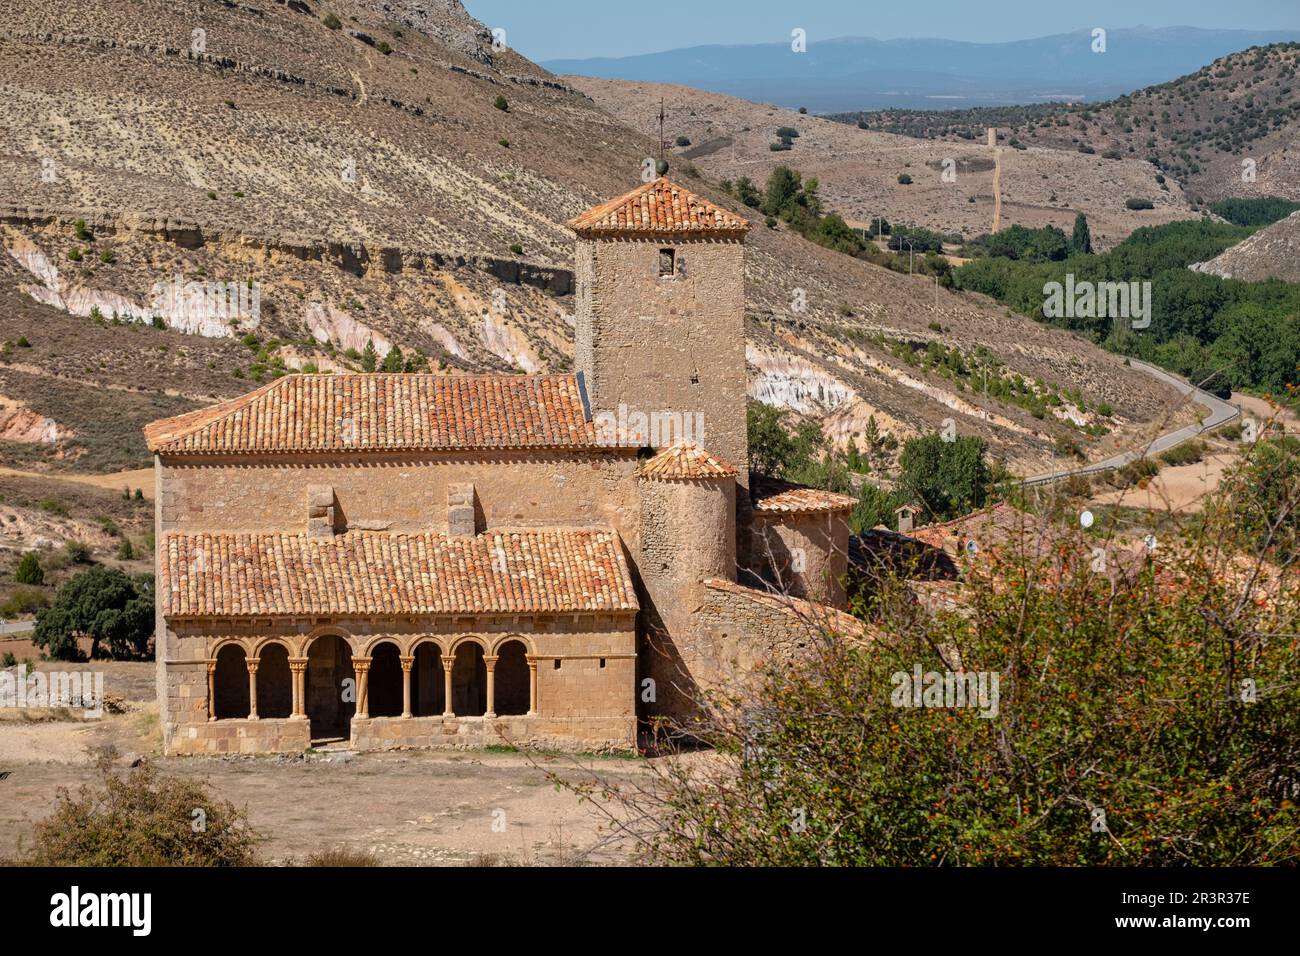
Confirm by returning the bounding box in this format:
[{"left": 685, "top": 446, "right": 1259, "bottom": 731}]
[
  {"left": 0, "top": 621, "right": 35, "bottom": 637},
  {"left": 1021, "top": 359, "right": 1240, "bottom": 486}
]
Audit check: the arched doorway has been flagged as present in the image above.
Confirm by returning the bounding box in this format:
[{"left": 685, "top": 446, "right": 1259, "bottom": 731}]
[
  {"left": 306, "top": 633, "right": 355, "bottom": 741},
  {"left": 256, "top": 643, "right": 293, "bottom": 719},
  {"left": 213, "top": 644, "right": 250, "bottom": 719},
  {"left": 451, "top": 642, "right": 486, "bottom": 717},
  {"left": 368, "top": 642, "right": 403, "bottom": 718},
  {"left": 495, "top": 641, "right": 530, "bottom": 716},
  {"left": 411, "top": 642, "right": 445, "bottom": 716}
]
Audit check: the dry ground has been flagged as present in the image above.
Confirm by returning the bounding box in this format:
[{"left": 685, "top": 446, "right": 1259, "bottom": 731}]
[{"left": 0, "top": 661, "right": 648, "bottom": 866}]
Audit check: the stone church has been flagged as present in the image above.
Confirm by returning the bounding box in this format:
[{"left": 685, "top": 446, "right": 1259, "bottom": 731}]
[{"left": 146, "top": 178, "right": 858, "bottom": 756}]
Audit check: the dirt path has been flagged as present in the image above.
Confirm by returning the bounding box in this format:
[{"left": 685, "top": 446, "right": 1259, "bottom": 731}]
[
  {"left": 1091, "top": 451, "right": 1235, "bottom": 513},
  {"left": 0, "top": 662, "right": 651, "bottom": 866}
]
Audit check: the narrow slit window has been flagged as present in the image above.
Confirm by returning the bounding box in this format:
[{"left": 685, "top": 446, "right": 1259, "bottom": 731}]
[{"left": 659, "top": 247, "right": 675, "bottom": 277}]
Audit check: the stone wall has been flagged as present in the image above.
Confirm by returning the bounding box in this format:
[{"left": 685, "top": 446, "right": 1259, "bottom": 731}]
[
  {"left": 157, "top": 449, "right": 641, "bottom": 541},
  {"left": 351, "top": 714, "right": 635, "bottom": 753},
  {"left": 172, "top": 717, "right": 311, "bottom": 755},
  {"left": 750, "top": 510, "right": 850, "bottom": 607},
  {"left": 637, "top": 475, "right": 736, "bottom": 720}
]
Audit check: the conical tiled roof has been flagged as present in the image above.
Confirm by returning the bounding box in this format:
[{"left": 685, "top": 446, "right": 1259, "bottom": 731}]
[
  {"left": 567, "top": 177, "right": 750, "bottom": 238},
  {"left": 640, "top": 441, "right": 738, "bottom": 480}
]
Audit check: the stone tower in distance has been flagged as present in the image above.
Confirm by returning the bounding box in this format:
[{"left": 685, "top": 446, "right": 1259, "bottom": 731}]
[{"left": 567, "top": 177, "right": 750, "bottom": 484}]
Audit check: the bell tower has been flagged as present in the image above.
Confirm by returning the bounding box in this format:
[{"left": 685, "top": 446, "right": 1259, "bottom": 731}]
[{"left": 568, "top": 177, "right": 750, "bottom": 486}]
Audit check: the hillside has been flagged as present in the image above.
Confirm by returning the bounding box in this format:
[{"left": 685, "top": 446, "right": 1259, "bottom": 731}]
[
  {"left": 839, "top": 43, "right": 1300, "bottom": 207},
  {"left": 0, "top": 0, "right": 1191, "bottom": 507},
  {"left": 568, "top": 76, "right": 1195, "bottom": 248},
  {"left": 1192, "top": 209, "right": 1300, "bottom": 282}
]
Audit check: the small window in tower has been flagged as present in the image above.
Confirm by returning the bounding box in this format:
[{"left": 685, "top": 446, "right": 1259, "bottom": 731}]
[
  {"left": 659, "top": 247, "right": 675, "bottom": 277},
  {"left": 599, "top": 658, "right": 607, "bottom": 669},
  {"left": 553, "top": 659, "right": 561, "bottom": 670}
]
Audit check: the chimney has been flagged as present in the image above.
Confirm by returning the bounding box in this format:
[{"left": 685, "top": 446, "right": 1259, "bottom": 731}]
[
  {"left": 307, "top": 485, "right": 336, "bottom": 538},
  {"left": 447, "top": 483, "right": 477, "bottom": 537}
]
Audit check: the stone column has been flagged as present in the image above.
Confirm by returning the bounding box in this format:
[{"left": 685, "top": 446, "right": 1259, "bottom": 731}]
[
  {"left": 441, "top": 656, "right": 455, "bottom": 717},
  {"left": 484, "top": 655, "right": 498, "bottom": 718},
  {"left": 246, "top": 658, "right": 259, "bottom": 720},
  {"left": 352, "top": 658, "right": 370, "bottom": 719},
  {"left": 527, "top": 656, "right": 538, "bottom": 716},
  {"left": 400, "top": 656, "right": 414, "bottom": 718},
  {"left": 289, "top": 659, "right": 308, "bottom": 720},
  {"left": 206, "top": 659, "right": 217, "bottom": 721}
]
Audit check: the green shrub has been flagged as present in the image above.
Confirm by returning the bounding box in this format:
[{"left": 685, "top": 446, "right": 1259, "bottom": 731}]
[
  {"left": 323, "top": 13, "right": 342, "bottom": 29},
  {"left": 897, "top": 173, "right": 913, "bottom": 185},
  {"left": 1158, "top": 439, "right": 1206, "bottom": 467},
  {"left": 493, "top": 95, "right": 509, "bottom": 111},
  {"left": 66, "top": 248, "right": 82, "bottom": 262},
  {"left": 376, "top": 41, "right": 392, "bottom": 55},
  {"left": 64, "top": 541, "right": 92, "bottom": 564},
  {"left": 15, "top": 552, "right": 44, "bottom": 586},
  {"left": 574, "top": 484, "right": 1300, "bottom": 865},
  {"left": 1, "top": 588, "right": 49, "bottom": 617},
  {"left": 21, "top": 752, "right": 260, "bottom": 866},
  {"left": 1125, "top": 197, "right": 1155, "bottom": 210}
]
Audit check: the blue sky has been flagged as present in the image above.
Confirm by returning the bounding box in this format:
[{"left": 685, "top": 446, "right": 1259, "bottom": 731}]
[{"left": 463, "top": 0, "right": 1300, "bottom": 61}]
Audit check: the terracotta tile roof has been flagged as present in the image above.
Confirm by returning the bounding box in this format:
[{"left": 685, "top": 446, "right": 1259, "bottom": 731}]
[
  {"left": 640, "top": 441, "right": 737, "bottom": 480},
  {"left": 567, "top": 177, "right": 750, "bottom": 237},
  {"left": 750, "top": 475, "right": 857, "bottom": 514},
  {"left": 703, "top": 579, "right": 868, "bottom": 640},
  {"left": 161, "top": 528, "right": 638, "bottom": 618},
  {"left": 144, "top": 374, "right": 601, "bottom": 455}
]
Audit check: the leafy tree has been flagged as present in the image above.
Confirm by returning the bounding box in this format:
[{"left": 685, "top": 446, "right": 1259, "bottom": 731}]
[
  {"left": 747, "top": 403, "right": 798, "bottom": 478},
  {"left": 33, "top": 567, "right": 154, "bottom": 661},
  {"left": 15, "top": 552, "right": 44, "bottom": 586},
  {"left": 1071, "top": 212, "right": 1093, "bottom": 254},
  {"left": 898, "top": 433, "right": 991, "bottom": 521},
  {"left": 761, "top": 166, "right": 803, "bottom": 219}
]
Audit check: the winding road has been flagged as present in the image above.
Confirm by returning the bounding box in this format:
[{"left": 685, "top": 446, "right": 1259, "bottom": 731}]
[{"left": 1021, "top": 359, "right": 1240, "bottom": 486}]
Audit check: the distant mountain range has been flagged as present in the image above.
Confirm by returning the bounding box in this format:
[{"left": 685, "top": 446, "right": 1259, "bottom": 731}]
[{"left": 544, "top": 27, "right": 1300, "bottom": 111}]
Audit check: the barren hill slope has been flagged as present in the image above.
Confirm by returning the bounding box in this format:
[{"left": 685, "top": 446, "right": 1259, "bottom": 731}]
[
  {"left": 1193, "top": 210, "right": 1300, "bottom": 282},
  {"left": 566, "top": 76, "right": 1194, "bottom": 249},
  {"left": 843, "top": 43, "right": 1300, "bottom": 207},
  {"left": 0, "top": 0, "right": 1189, "bottom": 491}
]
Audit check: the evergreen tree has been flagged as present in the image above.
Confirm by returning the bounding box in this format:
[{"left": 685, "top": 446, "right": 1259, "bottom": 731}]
[
  {"left": 1071, "top": 212, "right": 1093, "bottom": 255},
  {"left": 360, "top": 340, "right": 378, "bottom": 372},
  {"left": 380, "top": 344, "right": 404, "bottom": 373}
]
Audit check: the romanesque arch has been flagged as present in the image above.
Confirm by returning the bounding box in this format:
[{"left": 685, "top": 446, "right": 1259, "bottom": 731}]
[
  {"left": 255, "top": 641, "right": 293, "bottom": 719},
  {"left": 494, "top": 640, "right": 530, "bottom": 716},
  {"left": 451, "top": 639, "right": 487, "bottom": 717},
  {"left": 411, "top": 639, "right": 446, "bottom": 717},
  {"left": 305, "top": 630, "right": 356, "bottom": 740},
  {"left": 213, "top": 643, "right": 250, "bottom": 719},
  {"left": 367, "top": 640, "right": 404, "bottom": 718}
]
